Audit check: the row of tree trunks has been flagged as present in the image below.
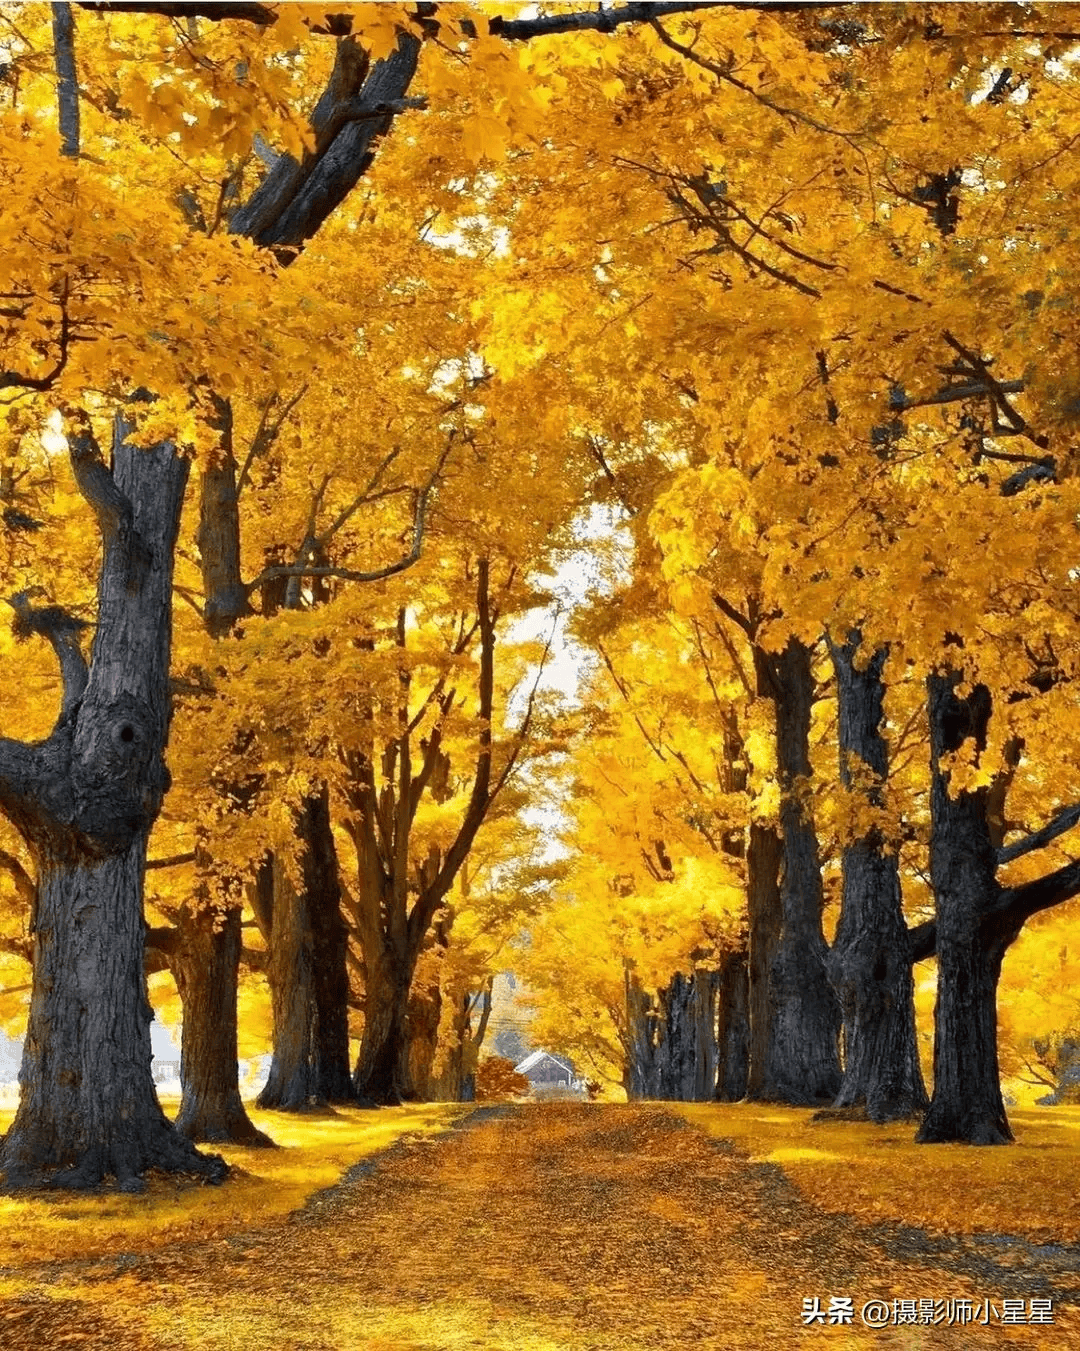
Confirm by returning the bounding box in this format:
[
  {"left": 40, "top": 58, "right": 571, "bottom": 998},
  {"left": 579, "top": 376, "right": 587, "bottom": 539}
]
[{"left": 622, "top": 956, "right": 749, "bottom": 1102}]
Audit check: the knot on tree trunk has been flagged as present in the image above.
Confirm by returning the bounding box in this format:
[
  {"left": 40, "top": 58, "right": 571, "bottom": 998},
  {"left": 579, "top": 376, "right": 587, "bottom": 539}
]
[{"left": 63, "top": 693, "right": 169, "bottom": 854}]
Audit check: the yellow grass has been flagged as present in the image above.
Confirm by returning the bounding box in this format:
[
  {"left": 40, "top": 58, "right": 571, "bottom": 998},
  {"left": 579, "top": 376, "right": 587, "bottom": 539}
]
[
  {"left": 673, "top": 1102, "right": 1080, "bottom": 1244},
  {"left": 0, "top": 1097, "right": 469, "bottom": 1274}
]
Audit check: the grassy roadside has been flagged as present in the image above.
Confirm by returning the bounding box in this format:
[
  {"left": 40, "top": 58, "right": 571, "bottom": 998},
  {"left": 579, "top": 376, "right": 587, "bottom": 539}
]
[
  {"left": 672, "top": 1102, "right": 1080, "bottom": 1244},
  {"left": 0, "top": 1097, "right": 471, "bottom": 1280}
]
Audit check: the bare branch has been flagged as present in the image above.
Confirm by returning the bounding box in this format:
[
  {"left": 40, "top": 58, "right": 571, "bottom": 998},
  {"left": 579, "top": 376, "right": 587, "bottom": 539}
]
[
  {"left": 235, "top": 385, "right": 307, "bottom": 498},
  {"left": 489, "top": 604, "right": 561, "bottom": 802},
  {"left": 66, "top": 412, "right": 133, "bottom": 543},
  {"left": 995, "top": 858, "right": 1080, "bottom": 926},
  {"left": 0, "top": 281, "right": 74, "bottom": 393},
  {"left": 482, "top": 2, "right": 812, "bottom": 40},
  {"left": 0, "top": 848, "right": 35, "bottom": 908},
  {"left": 6, "top": 590, "right": 89, "bottom": 718},
  {"left": 998, "top": 804, "right": 1080, "bottom": 866},
  {"left": 146, "top": 850, "right": 196, "bottom": 870},
  {"left": 77, "top": 2, "right": 275, "bottom": 22},
  {"left": 243, "top": 436, "right": 450, "bottom": 596}
]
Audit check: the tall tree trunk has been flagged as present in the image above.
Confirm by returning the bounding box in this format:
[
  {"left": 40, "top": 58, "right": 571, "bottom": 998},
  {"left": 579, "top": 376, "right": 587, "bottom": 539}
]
[
  {"left": 624, "top": 965, "right": 660, "bottom": 1100},
  {"left": 353, "top": 943, "right": 414, "bottom": 1104},
  {"left": 745, "top": 822, "right": 783, "bottom": 1099},
  {"left": 172, "top": 902, "right": 273, "bottom": 1145},
  {"left": 257, "top": 789, "right": 352, "bottom": 1109},
  {"left": 0, "top": 420, "right": 225, "bottom": 1190},
  {"left": 401, "top": 983, "right": 441, "bottom": 1100},
  {"left": 304, "top": 788, "right": 354, "bottom": 1102},
  {"left": 655, "top": 972, "right": 695, "bottom": 1100},
  {"left": 827, "top": 635, "right": 928, "bottom": 1121},
  {"left": 690, "top": 968, "right": 720, "bottom": 1101},
  {"left": 917, "top": 674, "right": 1015, "bottom": 1144},
  {"left": 186, "top": 407, "right": 276, "bottom": 1142},
  {"left": 258, "top": 853, "right": 319, "bottom": 1110},
  {"left": 754, "top": 638, "right": 841, "bottom": 1104},
  {"left": 714, "top": 946, "right": 750, "bottom": 1101}
]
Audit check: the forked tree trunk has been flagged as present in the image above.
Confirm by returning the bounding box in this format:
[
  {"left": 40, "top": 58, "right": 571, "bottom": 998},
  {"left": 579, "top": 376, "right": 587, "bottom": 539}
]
[
  {"left": 753, "top": 638, "right": 841, "bottom": 1104},
  {"left": 0, "top": 420, "right": 225, "bottom": 1190},
  {"left": 917, "top": 674, "right": 1015, "bottom": 1144},
  {"left": 429, "top": 980, "right": 491, "bottom": 1102},
  {"left": 172, "top": 902, "right": 273, "bottom": 1146},
  {"left": 827, "top": 636, "right": 927, "bottom": 1121}
]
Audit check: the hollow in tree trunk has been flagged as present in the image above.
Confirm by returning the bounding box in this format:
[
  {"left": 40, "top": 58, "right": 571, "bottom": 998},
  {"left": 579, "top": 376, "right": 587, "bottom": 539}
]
[
  {"left": 0, "top": 418, "right": 225, "bottom": 1190},
  {"left": 827, "top": 635, "right": 927, "bottom": 1121}
]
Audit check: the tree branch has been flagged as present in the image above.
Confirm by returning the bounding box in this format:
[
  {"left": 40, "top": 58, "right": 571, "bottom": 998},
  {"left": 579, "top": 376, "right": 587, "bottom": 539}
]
[
  {"left": 994, "top": 858, "right": 1080, "bottom": 928},
  {"left": 483, "top": 1, "right": 809, "bottom": 40},
  {"left": 6, "top": 590, "right": 89, "bottom": 719},
  {"left": 66, "top": 412, "right": 133, "bottom": 544},
  {"left": 409, "top": 558, "right": 495, "bottom": 945},
  {"left": 0, "top": 848, "right": 35, "bottom": 908},
  {"left": 230, "top": 33, "right": 421, "bottom": 251},
  {"left": 52, "top": 3, "right": 80, "bottom": 158},
  {"left": 243, "top": 438, "right": 448, "bottom": 596},
  {"left": 146, "top": 850, "right": 196, "bottom": 870},
  {"left": 998, "top": 803, "right": 1080, "bottom": 866},
  {"left": 77, "top": 2, "right": 275, "bottom": 22}
]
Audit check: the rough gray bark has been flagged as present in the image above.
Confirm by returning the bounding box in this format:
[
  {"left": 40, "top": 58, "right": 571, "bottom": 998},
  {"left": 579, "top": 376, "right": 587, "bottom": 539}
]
[
  {"left": 229, "top": 34, "right": 421, "bottom": 251},
  {"left": 917, "top": 674, "right": 1015, "bottom": 1144},
  {"left": 753, "top": 638, "right": 841, "bottom": 1104},
  {"left": 827, "top": 634, "right": 927, "bottom": 1121},
  {"left": 656, "top": 972, "right": 697, "bottom": 1099},
  {"left": 0, "top": 416, "right": 226, "bottom": 1190},
  {"left": 52, "top": 3, "right": 81, "bottom": 157},
  {"left": 623, "top": 966, "right": 734, "bottom": 1102},
  {"left": 353, "top": 944, "right": 414, "bottom": 1105}
]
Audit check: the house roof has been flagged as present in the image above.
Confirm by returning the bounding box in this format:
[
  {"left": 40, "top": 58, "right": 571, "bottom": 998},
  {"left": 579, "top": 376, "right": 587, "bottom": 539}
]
[{"left": 514, "top": 1050, "right": 574, "bottom": 1075}]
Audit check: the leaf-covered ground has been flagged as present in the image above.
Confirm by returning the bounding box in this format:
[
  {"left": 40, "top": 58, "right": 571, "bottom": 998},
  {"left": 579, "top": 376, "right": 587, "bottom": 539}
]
[{"left": 1, "top": 1103, "right": 1078, "bottom": 1349}]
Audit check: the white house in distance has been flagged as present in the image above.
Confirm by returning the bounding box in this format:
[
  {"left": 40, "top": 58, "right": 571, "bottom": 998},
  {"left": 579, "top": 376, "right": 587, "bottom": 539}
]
[{"left": 514, "top": 1050, "right": 586, "bottom": 1094}]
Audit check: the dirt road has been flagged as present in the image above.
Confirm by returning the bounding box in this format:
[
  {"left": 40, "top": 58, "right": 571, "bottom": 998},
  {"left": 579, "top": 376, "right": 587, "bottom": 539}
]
[{"left": 2, "top": 1104, "right": 1076, "bottom": 1349}]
